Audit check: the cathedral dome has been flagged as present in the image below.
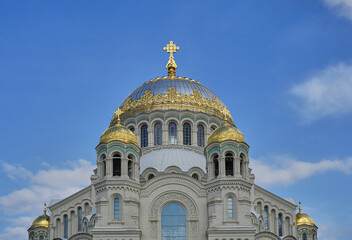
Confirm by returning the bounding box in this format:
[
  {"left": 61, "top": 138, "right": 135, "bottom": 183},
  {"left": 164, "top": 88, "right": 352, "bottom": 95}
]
[
  {"left": 100, "top": 124, "right": 138, "bottom": 145},
  {"left": 207, "top": 123, "right": 245, "bottom": 145},
  {"left": 296, "top": 202, "right": 315, "bottom": 227},
  {"left": 109, "top": 77, "right": 233, "bottom": 126},
  {"left": 30, "top": 206, "right": 50, "bottom": 229}
]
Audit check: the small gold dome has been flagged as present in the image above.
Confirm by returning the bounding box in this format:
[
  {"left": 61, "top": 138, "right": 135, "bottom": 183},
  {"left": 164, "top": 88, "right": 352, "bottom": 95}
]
[
  {"left": 207, "top": 124, "right": 245, "bottom": 145},
  {"left": 296, "top": 201, "right": 315, "bottom": 227},
  {"left": 100, "top": 124, "right": 138, "bottom": 145},
  {"left": 31, "top": 205, "right": 50, "bottom": 229}
]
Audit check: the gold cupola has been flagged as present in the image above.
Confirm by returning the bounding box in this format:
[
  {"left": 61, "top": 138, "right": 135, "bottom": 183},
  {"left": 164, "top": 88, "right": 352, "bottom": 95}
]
[
  {"left": 296, "top": 201, "right": 315, "bottom": 227},
  {"left": 30, "top": 203, "right": 50, "bottom": 229},
  {"left": 207, "top": 108, "right": 245, "bottom": 145},
  {"left": 100, "top": 108, "right": 138, "bottom": 145}
]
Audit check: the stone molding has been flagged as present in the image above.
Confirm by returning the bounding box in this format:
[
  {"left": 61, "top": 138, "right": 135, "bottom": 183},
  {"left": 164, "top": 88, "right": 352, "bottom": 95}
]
[
  {"left": 149, "top": 191, "right": 198, "bottom": 219},
  {"left": 255, "top": 231, "right": 281, "bottom": 240},
  {"left": 68, "top": 232, "right": 93, "bottom": 240}
]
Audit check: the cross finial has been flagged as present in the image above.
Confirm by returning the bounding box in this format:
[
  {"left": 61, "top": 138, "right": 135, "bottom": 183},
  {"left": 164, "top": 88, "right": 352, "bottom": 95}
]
[
  {"left": 44, "top": 202, "right": 47, "bottom": 216},
  {"left": 222, "top": 108, "right": 230, "bottom": 125},
  {"left": 163, "top": 41, "right": 180, "bottom": 77},
  {"left": 114, "top": 108, "right": 122, "bottom": 126},
  {"left": 299, "top": 200, "right": 302, "bottom": 213}
]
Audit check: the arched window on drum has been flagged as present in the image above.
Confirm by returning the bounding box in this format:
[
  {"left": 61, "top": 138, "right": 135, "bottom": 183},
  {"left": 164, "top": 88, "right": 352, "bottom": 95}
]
[
  {"left": 225, "top": 152, "right": 234, "bottom": 176},
  {"left": 128, "top": 154, "right": 134, "bottom": 179},
  {"left": 101, "top": 154, "right": 106, "bottom": 177},
  {"left": 168, "top": 122, "right": 177, "bottom": 144},
  {"left": 197, "top": 124, "right": 205, "bottom": 147},
  {"left": 183, "top": 123, "right": 191, "bottom": 145},
  {"left": 141, "top": 124, "right": 148, "bottom": 147},
  {"left": 113, "top": 153, "right": 121, "bottom": 176},
  {"left": 213, "top": 154, "right": 219, "bottom": 178},
  {"left": 240, "top": 153, "right": 246, "bottom": 177},
  {"left": 210, "top": 125, "right": 216, "bottom": 132},
  {"left": 154, "top": 122, "right": 162, "bottom": 146}
]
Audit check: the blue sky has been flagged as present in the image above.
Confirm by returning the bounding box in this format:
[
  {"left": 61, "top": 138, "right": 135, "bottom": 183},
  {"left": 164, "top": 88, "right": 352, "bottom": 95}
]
[{"left": 1, "top": 1, "right": 352, "bottom": 239}]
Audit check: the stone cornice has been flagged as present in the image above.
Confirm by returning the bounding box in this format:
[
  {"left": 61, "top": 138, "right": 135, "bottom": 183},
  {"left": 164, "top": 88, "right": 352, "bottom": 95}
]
[
  {"left": 49, "top": 185, "right": 92, "bottom": 210},
  {"left": 94, "top": 179, "right": 141, "bottom": 193},
  {"left": 207, "top": 226, "right": 256, "bottom": 234},
  {"left": 205, "top": 178, "right": 253, "bottom": 193},
  {"left": 254, "top": 184, "right": 296, "bottom": 209}
]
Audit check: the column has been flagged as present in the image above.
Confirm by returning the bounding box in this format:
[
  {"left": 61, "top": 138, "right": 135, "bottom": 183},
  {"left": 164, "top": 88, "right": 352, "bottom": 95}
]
[
  {"left": 207, "top": 161, "right": 213, "bottom": 179},
  {"left": 68, "top": 215, "right": 72, "bottom": 237},
  {"left": 234, "top": 157, "right": 241, "bottom": 178},
  {"left": 192, "top": 129, "right": 197, "bottom": 146},
  {"left": 177, "top": 124, "right": 182, "bottom": 145},
  {"left": 107, "top": 158, "right": 112, "bottom": 177},
  {"left": 134, "top": 162, "right": 139, "bottom": 181},
  {"left": 97, "top": 162, "right": 101, "bottom": 178},
  {"left": 219, "top": 156, "right": 225, "bottom": 177},
  {"left": 148, "top": 127, "right": 153, "bottom": 147},
  {"left": 122, "top": 157, "right": 128, "bottom": 178},
  {"left": 162, "top": 124, "right": 168, "bottom": 145}
]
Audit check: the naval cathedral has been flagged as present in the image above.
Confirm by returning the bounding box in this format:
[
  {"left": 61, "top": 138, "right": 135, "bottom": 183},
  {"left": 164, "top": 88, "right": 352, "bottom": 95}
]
[{"left": 28, "top": 41, "right": 318, "bottom": 240}]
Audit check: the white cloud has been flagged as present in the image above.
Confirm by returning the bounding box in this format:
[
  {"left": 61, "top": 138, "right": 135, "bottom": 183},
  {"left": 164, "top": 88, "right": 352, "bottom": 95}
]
[
  {"left": 250, "top": 155, "right": 352, "bottom": 186},
  {"left": 2, "top": 162, "right": 33, "bottom": 180},
  {"left": 324, "top": 0, "right": 352, "bottom": 21},
  {"left": 0, "top": 159, "right": 95, "bottom": 215},
  {"left": 0, "top": 159, "right": 95, "bottom": 239},
  {"left": 0, "top": 226, "right": 28, "bottom": 240},
  {"left": 290, "top": 62, "right": 352, "bottom": 122}
]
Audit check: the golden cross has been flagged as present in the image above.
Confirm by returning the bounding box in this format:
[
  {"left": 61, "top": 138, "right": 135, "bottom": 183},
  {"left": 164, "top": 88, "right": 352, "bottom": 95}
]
[
  {"left": 163, "top": 41, "right": 180, "bottom": 77},
  {"left": 163, "top": 41, "right": 179, "bottom": 57},
  {"left": 114, "top": 108, "right": 122, "bottom": 125},
  {"left": 299, "top": 200, "right": 302, "bottom": 213}
]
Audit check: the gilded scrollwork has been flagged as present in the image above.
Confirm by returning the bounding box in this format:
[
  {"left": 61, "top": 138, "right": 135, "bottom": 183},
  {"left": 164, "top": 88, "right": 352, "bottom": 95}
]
[{"left": 111, "top": 87, "right": 233, "bottom": 126}]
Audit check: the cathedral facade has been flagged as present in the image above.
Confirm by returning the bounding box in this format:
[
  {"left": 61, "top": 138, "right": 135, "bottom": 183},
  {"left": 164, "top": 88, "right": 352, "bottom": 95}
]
[{"left": 28, "top": 41, "right": 318, "bottom": 240}]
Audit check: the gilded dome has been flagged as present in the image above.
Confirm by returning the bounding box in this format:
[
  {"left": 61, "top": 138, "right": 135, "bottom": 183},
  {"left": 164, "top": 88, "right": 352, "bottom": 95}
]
[
  {"left": 296, "top": 202, "right": 315, "bottom": 227},
  {"left": 31, "top": 210, "right": 50, "bottom": 229},
  {"left": 207, "top": 124, "right": 245, "bottom": 145},
  {"left": 31, "top": 215, "right": 50, "bottom": 229},
  {"left": 110, "top": 77, "right": 233, "bottom": 126},
  {"left": 296, "top": 212, "right": 315, "bottom": 227},
  {"left": 100, "top": 124, "right": 138, "bottom": 145}
]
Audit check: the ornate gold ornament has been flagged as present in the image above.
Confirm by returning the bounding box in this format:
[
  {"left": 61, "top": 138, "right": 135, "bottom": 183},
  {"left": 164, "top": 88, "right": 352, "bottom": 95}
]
[
  {"left": 163, "top": 40, "right": 180, "bottom": 77},
  {"left": 222, "top": 107, "right": 230, "bottom": 125},
  {"left": 110, "top": 87, "right": 234, "bottom": 126}
]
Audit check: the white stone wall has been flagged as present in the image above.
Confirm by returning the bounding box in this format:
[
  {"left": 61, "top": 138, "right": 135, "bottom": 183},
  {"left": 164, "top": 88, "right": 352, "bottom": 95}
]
[{"left": 37, "top": 108, "right": 315, "bottom": 240}]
